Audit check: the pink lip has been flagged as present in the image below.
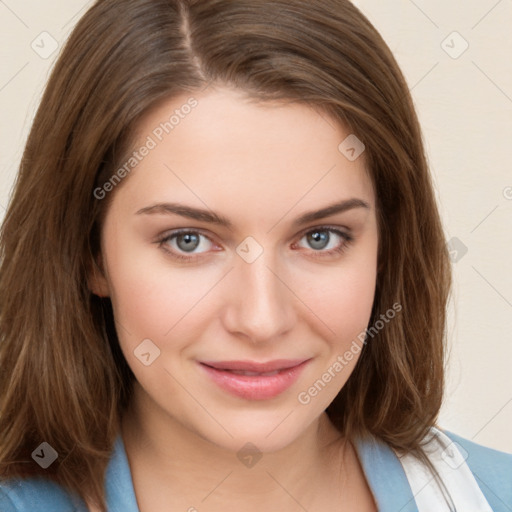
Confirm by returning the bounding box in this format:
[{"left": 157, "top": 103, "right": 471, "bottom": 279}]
[{"left": 198, "top": 358, "right": 311, "bottom": 400}]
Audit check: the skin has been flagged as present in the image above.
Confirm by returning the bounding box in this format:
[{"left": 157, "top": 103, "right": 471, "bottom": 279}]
[{"left": 89, "top": 86, "right": 379, "bottom": 511}]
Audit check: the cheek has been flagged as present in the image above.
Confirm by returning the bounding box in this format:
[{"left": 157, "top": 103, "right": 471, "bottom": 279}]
[
  {"left": 301, "top": 270, "right": 376, "bottom": 355},
  {"left": 102, "top": 225, "right": 220, "bottom": 352},
  {"left": 108, "top": 262, "right": 219, "bottom": 344},
  {"left": 292, "top": 258, "right": 377, "bottom": 408},
  {"left": 329, "top": 262, "right": 375, "bottom": 311},
  {"left": 296, "top": 241, "right": 378, "bottom": 349}
]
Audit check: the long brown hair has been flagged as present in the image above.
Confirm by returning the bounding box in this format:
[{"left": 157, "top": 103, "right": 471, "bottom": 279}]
[{"left": 0, "top": 0, "right": 451, "bottom": 510}]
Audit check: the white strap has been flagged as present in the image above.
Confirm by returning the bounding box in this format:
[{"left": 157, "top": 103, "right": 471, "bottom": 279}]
[{"left": 394, "top": 427, "right": 493, "bottom": 512}]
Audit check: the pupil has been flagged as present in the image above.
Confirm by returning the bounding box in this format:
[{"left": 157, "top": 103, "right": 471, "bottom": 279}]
[
  {"left": 308, "top": 231, "right": 328, "bottom": 250},
  {"left": 178, "top": 233, "right": 199, "bottom": 252}
]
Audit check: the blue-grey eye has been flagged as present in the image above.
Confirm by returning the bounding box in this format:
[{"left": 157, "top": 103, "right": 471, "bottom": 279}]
[
  {"left": 307, "top": 230, "right": 330, "bottom": 250},
  {"left": 158, "top": 230, "right": 216, "bottom": 260},
  {"left": 175, "top": 233, "right": 201, "bottom": 252},
  {"left": 296, "top": 229, "right": 347, "bottom": 252}
]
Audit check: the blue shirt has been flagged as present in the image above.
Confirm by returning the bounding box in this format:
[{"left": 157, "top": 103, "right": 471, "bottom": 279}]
[{"left": 1, "top": 430, "right": 511, "bottom": 511}]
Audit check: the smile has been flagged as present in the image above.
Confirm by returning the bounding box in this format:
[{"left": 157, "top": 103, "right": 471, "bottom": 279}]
[{"left": 198, "top": 359, "right": 312, "bottom": 400}]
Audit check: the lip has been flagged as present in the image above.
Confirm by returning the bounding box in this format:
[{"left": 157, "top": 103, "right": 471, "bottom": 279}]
[{"left": 198, "top": 358, "right": 311, "bottom": 400}]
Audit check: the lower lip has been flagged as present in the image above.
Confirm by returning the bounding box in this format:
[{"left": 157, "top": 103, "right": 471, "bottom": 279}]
[{"left": 199, "top": 360, "right": 311, "bottom": 400}]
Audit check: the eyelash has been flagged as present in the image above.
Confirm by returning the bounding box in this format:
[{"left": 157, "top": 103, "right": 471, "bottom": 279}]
[{"left": 156, "top": 226, "right": 354, "bottom": 263}]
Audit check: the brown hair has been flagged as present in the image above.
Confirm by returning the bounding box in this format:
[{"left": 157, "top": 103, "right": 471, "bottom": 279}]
[{"left": 0, "top": 0, "right": 451, "bottom": 510}]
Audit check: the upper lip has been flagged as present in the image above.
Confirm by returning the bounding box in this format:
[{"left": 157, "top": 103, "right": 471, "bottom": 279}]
[{"left": 200, "top": 359, "right": 310, "bottom": 372}]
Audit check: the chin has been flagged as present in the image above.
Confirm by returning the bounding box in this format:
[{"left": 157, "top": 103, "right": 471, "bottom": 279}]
[{"left": 189, "top": 405, "right": 323, "bottom": 455}]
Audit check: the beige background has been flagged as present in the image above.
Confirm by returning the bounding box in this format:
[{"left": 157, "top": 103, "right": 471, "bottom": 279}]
[{"left": 0, "top": 1, "right": 511, "bottom": 453}]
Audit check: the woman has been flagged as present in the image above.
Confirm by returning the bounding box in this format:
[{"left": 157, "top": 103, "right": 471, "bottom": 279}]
[{"left": 0, "top": 1, "right": 510, "bottom": 511}]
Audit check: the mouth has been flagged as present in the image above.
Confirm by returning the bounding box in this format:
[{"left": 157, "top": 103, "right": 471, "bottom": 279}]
[{"left": 198, "top": 358, "right": 311, "bottom": 400}]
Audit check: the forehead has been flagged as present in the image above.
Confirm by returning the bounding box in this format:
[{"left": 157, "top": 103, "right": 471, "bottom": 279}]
[{"left": 113, "top": 86, "right": 375, "bottom": 224}]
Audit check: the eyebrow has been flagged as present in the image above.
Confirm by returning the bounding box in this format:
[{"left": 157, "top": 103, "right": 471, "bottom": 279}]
[{"left": 135, "top": 198, "right": 370, "bottom": 229}]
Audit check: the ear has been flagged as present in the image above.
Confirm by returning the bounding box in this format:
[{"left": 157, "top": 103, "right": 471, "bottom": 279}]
[{"left": 87, "top": 252, "right": 110, "bottom": 298}]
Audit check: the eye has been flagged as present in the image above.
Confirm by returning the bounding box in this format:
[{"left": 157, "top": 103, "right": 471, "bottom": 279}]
[
  {"left": 157, "top": 226, "right": 353, "bottom": 263},
  {"left": 157, "top": 229, "right": 217, "bottom": 261},
  {"left": 294, "top": 227, "right": 353, "bottom": 258}
]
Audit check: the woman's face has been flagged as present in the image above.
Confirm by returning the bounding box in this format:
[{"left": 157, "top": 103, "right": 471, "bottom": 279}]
[{"left": 91, "top": 86, "right": 378, "bottom": 452}]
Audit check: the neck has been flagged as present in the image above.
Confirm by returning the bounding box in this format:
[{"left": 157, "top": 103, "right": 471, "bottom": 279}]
[{"left": 121, "top": 383, "right": 349, "bottom": 510}]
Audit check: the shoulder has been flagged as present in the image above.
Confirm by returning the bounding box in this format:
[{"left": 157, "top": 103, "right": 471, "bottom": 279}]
[
  {"left": 354, "top": 427, "right": 512, "bottom": 512},
  {"left": 0, "top": 477, "right": 87, "bottom": 512},
  {"left": 0, "top": 434, "right": 138, "bottom": 512},
  {"left": 442, "top": 429, "right": 512, "bottom": 509}
]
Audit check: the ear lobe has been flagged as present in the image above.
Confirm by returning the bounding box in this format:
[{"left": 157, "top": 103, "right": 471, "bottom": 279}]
[{"left": 87, "top": 253, "right": 110, "bottom": 298}]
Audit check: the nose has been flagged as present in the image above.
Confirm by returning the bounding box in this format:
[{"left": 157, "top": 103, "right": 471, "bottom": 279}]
[{"left": 220, "top": 248, "right": 296, "bottom": 344}]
